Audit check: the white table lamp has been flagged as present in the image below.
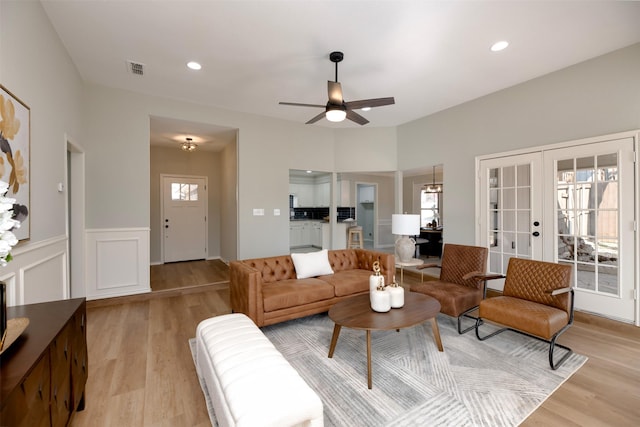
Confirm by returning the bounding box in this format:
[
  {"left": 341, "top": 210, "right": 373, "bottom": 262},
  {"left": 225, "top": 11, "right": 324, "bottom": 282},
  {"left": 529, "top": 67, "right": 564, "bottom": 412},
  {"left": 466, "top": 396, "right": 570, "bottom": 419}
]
[{"left": 392, "top": 214, "right": 420, "bottom": 263}]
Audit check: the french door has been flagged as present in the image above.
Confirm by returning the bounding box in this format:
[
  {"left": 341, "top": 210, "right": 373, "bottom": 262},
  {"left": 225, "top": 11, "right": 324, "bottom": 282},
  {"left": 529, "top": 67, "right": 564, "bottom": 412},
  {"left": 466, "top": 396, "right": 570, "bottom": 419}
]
[
  {"left": 478, "top": 152, "right": 543, "bottom": 290},
  {"left": 543, "top": 138, "right": 635, "bottom": 322},
  {"left": 479, "top": 135, "right": 637, "bottom": 323}
]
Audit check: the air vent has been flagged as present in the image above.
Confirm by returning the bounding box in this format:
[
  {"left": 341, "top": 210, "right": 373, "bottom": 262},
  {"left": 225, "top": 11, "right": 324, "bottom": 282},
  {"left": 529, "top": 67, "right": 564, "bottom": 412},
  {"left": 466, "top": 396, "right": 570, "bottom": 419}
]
[{"left": 126, "top": 60, "right": 145, "bottom": 76}]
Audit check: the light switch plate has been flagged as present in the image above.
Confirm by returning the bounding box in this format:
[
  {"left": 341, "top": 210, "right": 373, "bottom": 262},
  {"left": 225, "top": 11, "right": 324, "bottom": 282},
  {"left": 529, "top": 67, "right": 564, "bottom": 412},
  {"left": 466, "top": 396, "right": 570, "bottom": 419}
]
[
  {"left": 253, "top": 208, "right": 264, "bottom": 216},
  {"left": 273, "top": 209, "right": 280, "bottom": 216}
]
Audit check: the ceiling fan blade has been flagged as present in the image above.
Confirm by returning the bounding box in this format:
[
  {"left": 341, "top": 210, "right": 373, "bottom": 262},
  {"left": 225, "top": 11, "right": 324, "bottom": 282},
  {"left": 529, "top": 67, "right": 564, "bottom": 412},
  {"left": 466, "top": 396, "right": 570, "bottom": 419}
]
[
  {"left": 328, "top": 81, "right": 343, "bottom": 104},
  {"left": 345, "top": 97, "right": 395, "bottom": 110},
  {"left": 346, "top": 110, "right": 369, "bottom": 126},
  {"left": 306, "top": 111, "right": 327, "bottom": 124},
  {"left": 279, "top": 102, "right": 325, "bottom": 108}
]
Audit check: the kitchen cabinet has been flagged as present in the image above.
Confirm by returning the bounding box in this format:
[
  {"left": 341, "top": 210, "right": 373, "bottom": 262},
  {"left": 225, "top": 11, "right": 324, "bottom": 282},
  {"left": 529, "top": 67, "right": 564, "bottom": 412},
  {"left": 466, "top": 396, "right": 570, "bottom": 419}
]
[
  {"left": 359, "top": 185, "right": 375, "bottom": 203},
  {"left": 301, "top": 222, "right": 312, "bottom": 246},
  {"left": 314, "top": 182, "right": 330, "bottom": 207},
  {"left": 290, "top": 221, "right": 315, "bottom": 247},
  {"left": 290, "top": 222, "right": 303, "bottom": 247},
  {"left": 289, "top": 183, "right": 314, "bottom": 207},
  {"left": 311, "top": 222, "right": 323, "bottom": 247},
  {"left": 291, "top": 182, "right": 331, "bottom": 207}
]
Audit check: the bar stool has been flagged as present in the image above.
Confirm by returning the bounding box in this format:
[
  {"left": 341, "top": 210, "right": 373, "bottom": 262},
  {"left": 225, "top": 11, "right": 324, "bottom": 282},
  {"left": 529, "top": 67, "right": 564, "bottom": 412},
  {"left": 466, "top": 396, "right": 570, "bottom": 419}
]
[{"left": 347, "top": 226, "right": 364, "bottom": 249}]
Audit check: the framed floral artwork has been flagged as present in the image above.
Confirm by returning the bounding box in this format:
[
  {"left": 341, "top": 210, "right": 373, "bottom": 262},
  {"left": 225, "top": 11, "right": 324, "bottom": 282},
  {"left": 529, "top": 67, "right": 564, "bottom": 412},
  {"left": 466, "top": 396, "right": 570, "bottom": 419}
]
[{"left": 0, "top": 85, "right": 30, "bottom": 241}]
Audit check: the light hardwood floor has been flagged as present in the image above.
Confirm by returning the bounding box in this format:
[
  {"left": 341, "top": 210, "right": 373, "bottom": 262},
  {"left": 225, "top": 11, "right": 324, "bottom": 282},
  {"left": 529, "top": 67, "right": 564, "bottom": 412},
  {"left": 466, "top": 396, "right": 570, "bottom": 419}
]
[
  {"left": 73, "top": 264, "right": 640, "bottom": 426},
  {"left": 150, "top": 259, "right": 229, "bottom": 292}
]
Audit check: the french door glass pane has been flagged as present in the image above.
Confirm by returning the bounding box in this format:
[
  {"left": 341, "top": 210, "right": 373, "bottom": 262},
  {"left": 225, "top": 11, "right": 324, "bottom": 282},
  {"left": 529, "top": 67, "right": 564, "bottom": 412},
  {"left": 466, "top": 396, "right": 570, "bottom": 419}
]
[
  {"left": 555, "top": 154, "right": 619, "bottom": 295},
  {"left": 516, "top": 233, "right": 531, "bottom": 257},
  {"left": 516, "top": 164, "right": 530, "bottom": 186},
  {"left": 503, "top": 166, "right": 515, "bottom": 187},
  {"left": 503, "top": 211, "right": 515, "bottom": 231},
  {"left": 516, "top": 211, "right": 530, "bottom": 231}
]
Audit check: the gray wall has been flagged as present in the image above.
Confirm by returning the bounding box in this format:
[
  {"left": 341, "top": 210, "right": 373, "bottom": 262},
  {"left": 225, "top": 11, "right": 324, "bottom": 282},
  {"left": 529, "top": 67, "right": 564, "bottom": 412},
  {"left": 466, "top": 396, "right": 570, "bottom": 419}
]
[
  {"left": 397, "top": 43, "right": 640, "bottom": 245},
  {"left": 0, "top": 0, "right": 83, "bottom": 242}
]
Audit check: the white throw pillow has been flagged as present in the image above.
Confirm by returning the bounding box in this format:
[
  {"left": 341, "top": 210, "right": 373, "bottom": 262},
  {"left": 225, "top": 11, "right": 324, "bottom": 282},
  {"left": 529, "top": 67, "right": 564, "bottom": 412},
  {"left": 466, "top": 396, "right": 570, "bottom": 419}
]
[{"left": 291, "top": 250, "right": 334, "bottom": 279}]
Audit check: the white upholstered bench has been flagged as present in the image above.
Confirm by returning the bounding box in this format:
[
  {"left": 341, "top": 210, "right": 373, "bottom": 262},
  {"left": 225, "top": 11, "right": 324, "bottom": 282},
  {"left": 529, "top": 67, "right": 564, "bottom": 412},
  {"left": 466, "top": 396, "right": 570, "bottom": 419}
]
[{"left": 195, "top": 313, "right": 324, "bottom": 427}]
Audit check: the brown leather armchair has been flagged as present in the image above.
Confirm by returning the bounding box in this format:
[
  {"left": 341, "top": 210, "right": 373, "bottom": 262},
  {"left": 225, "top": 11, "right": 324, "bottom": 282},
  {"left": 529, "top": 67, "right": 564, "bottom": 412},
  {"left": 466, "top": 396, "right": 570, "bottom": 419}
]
[
  {"left": 411, "top": 244, "right": 498, "bottom": 334},
  {"left": 475, "top": 257, "right": 574, "bottom": 370}
]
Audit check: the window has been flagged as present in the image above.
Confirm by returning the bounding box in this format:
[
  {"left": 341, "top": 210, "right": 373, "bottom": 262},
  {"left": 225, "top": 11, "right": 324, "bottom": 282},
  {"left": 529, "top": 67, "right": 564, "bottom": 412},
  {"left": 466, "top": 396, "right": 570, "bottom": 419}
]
[
  {"left": 171, "top": 183, "right": 199, "bottom": 201},
  {"left": 420, "top": 190, "right": 439, "bottom": 227}
]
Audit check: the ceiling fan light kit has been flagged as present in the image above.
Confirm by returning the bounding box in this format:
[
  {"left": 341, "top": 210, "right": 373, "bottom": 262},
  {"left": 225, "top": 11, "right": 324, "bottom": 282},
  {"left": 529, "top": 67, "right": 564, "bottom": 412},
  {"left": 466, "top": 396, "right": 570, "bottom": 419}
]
[
  {"left": 325, "top": 106, "right": 347, "bottom": 122},
  {"left": 279, "top": 51, "right": 395, "bottom": 125}
]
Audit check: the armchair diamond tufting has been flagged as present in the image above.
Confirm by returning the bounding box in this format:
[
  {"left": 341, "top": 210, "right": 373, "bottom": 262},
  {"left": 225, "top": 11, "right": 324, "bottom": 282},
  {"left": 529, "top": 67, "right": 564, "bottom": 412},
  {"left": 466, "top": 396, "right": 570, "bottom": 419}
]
[
  {"left": 475, "top": 257, "right": 574, "bottom": 370},
  {"left": 411, "top": 244, "right": 499, "bottom": 334}
]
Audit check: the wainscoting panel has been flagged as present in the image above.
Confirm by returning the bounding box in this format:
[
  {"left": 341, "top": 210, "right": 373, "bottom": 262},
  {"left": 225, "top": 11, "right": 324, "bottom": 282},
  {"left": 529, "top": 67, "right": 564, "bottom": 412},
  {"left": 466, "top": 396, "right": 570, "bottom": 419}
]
[
  {"left": 3, "top": 236, "right": 68, "bottom": 306},
  {"left": 378, "top": 218, "right": 395, "bottom": 248},
  {"left": 86, "top": 228, "right": 150, "bottom": 300}
]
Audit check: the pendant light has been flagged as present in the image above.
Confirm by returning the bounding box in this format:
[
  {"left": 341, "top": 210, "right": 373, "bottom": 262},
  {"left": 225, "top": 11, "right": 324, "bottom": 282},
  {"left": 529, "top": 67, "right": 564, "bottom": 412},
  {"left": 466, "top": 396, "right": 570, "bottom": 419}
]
[{"left": 424, "top": 165, "right": 442, "bottom": 193}]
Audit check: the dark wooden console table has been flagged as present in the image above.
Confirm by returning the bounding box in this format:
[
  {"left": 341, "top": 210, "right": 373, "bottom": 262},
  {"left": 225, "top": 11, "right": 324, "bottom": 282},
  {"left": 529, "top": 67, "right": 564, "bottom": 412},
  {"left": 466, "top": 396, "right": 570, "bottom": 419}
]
[
  {"left": 0, "top": 298, "right": 87, "bottom": 427},
  {"left": 419, "top": 229, "right": 443, "bottom": 258}
]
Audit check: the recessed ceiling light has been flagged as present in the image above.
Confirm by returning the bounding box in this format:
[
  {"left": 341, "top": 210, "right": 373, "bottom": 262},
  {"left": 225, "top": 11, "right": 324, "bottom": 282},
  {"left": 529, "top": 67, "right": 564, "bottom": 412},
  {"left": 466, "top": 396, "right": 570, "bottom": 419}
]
[
  {"left": 306, "top": 170, "right": 313, "bottom": 174},
  {"left": 361, "top": 107, "right": 371, "bottom": 111},
  {"left": 187, "top": 61, "right": 202, "bottom": 70},
  {"left": 491, "top": 41, "right": 509, "bottom": 52}
]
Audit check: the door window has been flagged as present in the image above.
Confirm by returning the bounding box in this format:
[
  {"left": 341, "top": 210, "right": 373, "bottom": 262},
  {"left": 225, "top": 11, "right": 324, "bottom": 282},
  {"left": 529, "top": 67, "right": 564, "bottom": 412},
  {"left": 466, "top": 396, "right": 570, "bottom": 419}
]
[
  {"left": 556, "top": 154, "right": 619, "bottom": 295},
  {"left": 171, "top": 183, "right": 199, "bottom": 201}
]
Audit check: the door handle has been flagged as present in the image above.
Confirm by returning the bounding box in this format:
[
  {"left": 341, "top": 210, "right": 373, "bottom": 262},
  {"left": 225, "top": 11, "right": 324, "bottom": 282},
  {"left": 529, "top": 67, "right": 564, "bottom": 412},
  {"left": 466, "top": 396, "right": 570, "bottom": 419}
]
[
  {"left": 532, "top": 231, "right": 540, "bottom": 237},
  {"left": 165, "top": 225, "right": 169, "bottom": 228}
]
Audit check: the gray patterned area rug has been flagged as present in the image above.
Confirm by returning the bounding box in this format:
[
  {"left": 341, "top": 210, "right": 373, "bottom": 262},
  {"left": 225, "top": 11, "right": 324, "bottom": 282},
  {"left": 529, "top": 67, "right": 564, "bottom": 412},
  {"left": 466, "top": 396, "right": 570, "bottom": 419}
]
[{"left": 190, "top": 313, "right": 587, "bottom": 427}]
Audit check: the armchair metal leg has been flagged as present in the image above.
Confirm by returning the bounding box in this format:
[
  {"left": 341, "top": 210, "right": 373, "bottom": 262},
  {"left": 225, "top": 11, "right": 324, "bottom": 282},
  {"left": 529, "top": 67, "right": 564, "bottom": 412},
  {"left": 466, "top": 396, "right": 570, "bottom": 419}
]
[
  {"left": 548, "top": 325, "right": 573, "bottom": 370},
  {"left": 457, "top": 306, "right": 482, "bottom": 334},
  {"left": 475, "top": 318, "right": 573, "bottom": 370},
  {"left": 474, "top": 317, "right": 509, "bottom": 341}
]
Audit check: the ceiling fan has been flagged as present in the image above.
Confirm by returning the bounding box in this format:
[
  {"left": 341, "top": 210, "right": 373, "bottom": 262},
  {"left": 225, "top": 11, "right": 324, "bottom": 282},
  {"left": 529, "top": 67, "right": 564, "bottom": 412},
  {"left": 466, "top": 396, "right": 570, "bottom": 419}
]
[{"left": 279, "top": 51, "right": 395, "bottom": 125}]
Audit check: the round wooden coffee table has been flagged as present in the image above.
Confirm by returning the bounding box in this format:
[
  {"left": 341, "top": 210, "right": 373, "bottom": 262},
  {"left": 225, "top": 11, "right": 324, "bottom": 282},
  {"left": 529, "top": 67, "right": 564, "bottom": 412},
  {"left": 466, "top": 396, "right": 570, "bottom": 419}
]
[{"left": 328, "top": 292, "right": 443, "bottom": 389}]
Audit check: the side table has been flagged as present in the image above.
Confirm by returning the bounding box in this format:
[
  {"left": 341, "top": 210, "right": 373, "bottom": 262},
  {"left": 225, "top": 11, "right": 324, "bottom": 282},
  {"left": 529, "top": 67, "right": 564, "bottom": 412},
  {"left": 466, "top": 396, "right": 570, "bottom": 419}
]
[{"left": 396, "top": 258, "right": 424, "bottom": 286}]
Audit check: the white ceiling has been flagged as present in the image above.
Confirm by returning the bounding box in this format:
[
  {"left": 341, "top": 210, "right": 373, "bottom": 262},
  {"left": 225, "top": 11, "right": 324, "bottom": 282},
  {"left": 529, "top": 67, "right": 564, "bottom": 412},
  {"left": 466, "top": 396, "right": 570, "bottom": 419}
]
[{"left": 41, "top": 0, "right": 640, "bottom": 149}]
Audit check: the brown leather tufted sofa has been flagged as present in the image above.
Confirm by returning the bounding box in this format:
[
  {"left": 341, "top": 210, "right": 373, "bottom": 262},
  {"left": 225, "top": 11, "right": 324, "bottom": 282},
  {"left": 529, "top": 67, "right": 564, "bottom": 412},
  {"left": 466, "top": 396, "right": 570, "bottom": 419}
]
[{"left": 230, "top": 249, "right": 395, "bottom": 327}]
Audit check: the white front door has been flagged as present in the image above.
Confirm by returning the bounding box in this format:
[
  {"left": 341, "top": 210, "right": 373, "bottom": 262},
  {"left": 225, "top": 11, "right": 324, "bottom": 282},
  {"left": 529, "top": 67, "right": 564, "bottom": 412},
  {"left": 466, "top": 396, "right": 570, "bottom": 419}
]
[
  {"left": 162, "top": 176, "right": 207, "bottom": 263},
  {"left": 543, "top": 137, "right": 636, "bottom": 323},
  {"left": 478, "top": 152, "right": 544, "bottom": 290}
]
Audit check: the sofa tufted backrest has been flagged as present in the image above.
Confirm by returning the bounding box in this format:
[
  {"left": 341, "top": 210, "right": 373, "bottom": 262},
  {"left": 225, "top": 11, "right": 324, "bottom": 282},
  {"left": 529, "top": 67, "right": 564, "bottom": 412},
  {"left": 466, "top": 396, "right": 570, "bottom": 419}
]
[
  {"left": 241, "top": 256, "right": 296, "bottom": 284},
  {"left": 327, "top": 250, "right": 359, "bottom": 271},
  {"left": 330, "top": 249, "right": 395, "bottom": 284},
  {"left": 240, "top": 249, "right": 394, "bottom": 284}
]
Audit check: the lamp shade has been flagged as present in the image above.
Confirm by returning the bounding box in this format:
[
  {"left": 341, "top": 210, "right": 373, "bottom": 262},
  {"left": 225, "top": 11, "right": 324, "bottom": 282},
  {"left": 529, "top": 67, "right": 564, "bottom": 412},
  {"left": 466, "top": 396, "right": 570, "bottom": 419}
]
[{"left": 392, "top": 214, "right": 420, "bottom": 236}]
